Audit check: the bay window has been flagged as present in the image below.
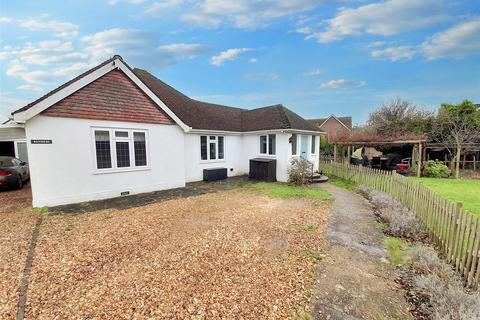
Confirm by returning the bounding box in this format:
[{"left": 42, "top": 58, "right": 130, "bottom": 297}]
[
  {"left": 200, "top": 135, "right": 224, "bottom": 161},
  {"left": 93, "top": 128, "right": 148, "bottom": 172}
]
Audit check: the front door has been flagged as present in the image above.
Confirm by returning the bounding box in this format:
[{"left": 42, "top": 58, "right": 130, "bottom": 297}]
[{"left": 300, "top": 135, "right": 308, "bottom": 160}]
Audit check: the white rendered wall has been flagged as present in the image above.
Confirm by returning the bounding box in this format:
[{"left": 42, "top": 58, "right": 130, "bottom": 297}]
[
  {"left": 242, "top": 132, "right": 291, "bottom": 182},
  {"left": 184, "top": 134, "right": 247, "bottom": 182},
  {"left": 26, "top": 115, "right": 185, "bottom": 207},
  {"left": 286, "top": 133, "right": 321, "bottom": 177}
]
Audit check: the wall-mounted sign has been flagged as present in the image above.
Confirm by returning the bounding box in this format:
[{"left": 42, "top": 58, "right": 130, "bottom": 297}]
[{"left": 31, "top": 139, "right": 52, "bottom": 144}]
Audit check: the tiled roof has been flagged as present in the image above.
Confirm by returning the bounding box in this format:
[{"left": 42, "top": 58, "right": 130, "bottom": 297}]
[
  {"left": 12, "top": 56, "right": 320, "bottom": 132},
  {"left": 42, "top": 70, "right": 174, "bottom": 125},
  {"left": 308, "top": 116, "right": 352, "bottom": 129},
  {"left": 134, "top": 68, "right": 320, "bottom": 132}
]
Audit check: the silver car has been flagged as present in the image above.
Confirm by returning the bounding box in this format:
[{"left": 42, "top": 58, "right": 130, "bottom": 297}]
[{"left": 0, "top": 156, "right": 30, "bottom": 189}]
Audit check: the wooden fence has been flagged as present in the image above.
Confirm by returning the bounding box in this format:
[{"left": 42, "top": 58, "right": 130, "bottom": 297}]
[{"left": 321, "top": 162, "right": 480, "bottom": 290}]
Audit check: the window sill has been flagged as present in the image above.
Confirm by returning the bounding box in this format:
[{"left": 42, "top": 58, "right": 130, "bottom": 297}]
[
  {"left": 259, "top": 154, "right": 276, "bottom": 158},
  {"left": 93, "top": 166, "right": 151, "bottom": 175},
  {"left": 199, "top": 159, "right": 226, "bottom": 164}
]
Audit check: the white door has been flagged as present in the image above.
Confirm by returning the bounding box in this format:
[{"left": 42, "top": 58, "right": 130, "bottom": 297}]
[{"left": 300, "top": 135, "right": 308, "bottom": 160}]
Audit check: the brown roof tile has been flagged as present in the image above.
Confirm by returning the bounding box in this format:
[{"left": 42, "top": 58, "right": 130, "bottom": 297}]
[
  {"left": 133, "top": 69, "right": 320, "bottom": 132},
  {"left": 42, "top": 70, "right": 174, "bottom": 125},
  {"left": 12, "top": 56, "right": 320, "bottom": 132}
]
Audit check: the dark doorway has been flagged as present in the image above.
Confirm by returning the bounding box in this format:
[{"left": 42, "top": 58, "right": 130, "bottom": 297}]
[{"left": 0, "top": 141, "right": 15, "bottom": 157}]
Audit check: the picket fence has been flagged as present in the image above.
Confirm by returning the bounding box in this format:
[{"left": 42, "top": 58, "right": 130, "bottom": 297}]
[{"left": 321, "top": 162, "right": 480, "bottom": 290}]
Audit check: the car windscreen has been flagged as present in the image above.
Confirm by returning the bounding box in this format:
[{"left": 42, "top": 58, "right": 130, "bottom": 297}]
[{"left": 0, "top": 157, "right": 14, "bottom": 167}]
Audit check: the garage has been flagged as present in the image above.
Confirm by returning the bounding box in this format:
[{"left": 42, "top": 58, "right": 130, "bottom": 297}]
[{"left": 0, "top": 119, "right": 28, "bottom": 162}]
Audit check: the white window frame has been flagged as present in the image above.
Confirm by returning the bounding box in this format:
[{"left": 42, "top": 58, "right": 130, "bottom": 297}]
[
  {"left": 200, "top": 135, "right": 225, "bottom": 162},
  {"left": 91, "top": 127, "right": 150, "bottom": 174},
  {"left": 259, "top": 134, "right": 276, "bottom": 156}
]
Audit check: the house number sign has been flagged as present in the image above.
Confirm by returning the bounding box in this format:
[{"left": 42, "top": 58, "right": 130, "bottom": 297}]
[{"left": 31, "top": 139, "right": 52, "bottom": 144}]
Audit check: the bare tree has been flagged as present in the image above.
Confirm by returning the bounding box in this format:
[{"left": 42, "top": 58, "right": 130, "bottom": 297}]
[
  {"left": 431, "top": 100, "right": 480, "bottom": 178},
  {"left": 368, "top": 97, "right": 433, "bottom": 135}
]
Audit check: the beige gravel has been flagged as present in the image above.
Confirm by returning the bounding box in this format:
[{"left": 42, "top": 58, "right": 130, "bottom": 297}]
[
  {"left": 2, "top": 186, "right": 330, "bottom": 319},
  {"left": 0, "top": 184, "right": 37, "bottom": 319}
]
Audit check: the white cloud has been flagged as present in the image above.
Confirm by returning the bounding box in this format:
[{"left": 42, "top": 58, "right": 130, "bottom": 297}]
[
  {"left": 1, "top": 28, "right": 210, "bottom": 93},
  {"left": 211, "top": 48, "right": 251, "bottom": 66},
  {"left": 17, "top": 84, "right": 44, "bottom": 92},
  {"left": 182, "top": 0, "right": 320, "bottom": 29},
  {"left": 144, "top": 0, "right": 183, "bottom": 14},
  {"left": 303, "top": 68, "right": 321, "bottom": 76},
  {"left": 0, "top": 92, "right": 29, "bottom": 121},
  {"left": 306, "top": 0, "right": 448, "bottom": 43},
  {"left": 244, "top": 73, "right": 279, "bottom": 81},
  {"left": 421, "top": 18, "right": 480, "bottom": 60},
  {"left": 18, "top": 17, "right": 79, "bottom": 38},
  {"left": 367, "top": 41, "right": 387, "bottom": 48},
  {"left": 295, "top": 26, "right": 312, "bottom": 34},
  {"left": 371, "top": 45, "right": 416, "bottom": 61},
  {"left": 0, "top": 16, "right": 13, "bottom": 23},
  {"left": 319, "top": 79, "right": 365, "bottom": 89},
  {"left": 249, "top": 58, "right": 258, "bottom": 63},
  {"left": 181, "top": 12, "right": 221, "bottom": 28},
  {"left": 108, "top": 0, "right": 148, "bottom": 5}
]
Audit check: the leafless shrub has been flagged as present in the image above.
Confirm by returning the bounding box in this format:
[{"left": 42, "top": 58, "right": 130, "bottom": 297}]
[
  {"left": 288, "top": 158, "right": 313, "bottom": 186},
  {"left": 357, "top": 186, "right": 373, "bottom": 200},
  {"left": 414, "top": 274, "right": 480, "bottom": 320},
  {"left": 409, "top": 246, "right": 459, "bottom": 284},
  {"left": 408, "top": 246, "right": 480, "bottom": 320},
  {"left": 359, "top": 188, "right": 426, "bottom": 241}
]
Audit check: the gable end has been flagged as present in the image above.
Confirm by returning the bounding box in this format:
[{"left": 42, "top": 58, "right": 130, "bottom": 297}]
[{"left": 42, "top": 70, "right": 175, "bottom": 125}]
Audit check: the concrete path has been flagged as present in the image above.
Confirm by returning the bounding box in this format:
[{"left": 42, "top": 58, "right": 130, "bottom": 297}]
[{"left": 311, "top": 184, "right": 413, "bottom": 320}]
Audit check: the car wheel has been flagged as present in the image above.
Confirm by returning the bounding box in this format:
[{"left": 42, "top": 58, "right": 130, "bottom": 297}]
[{"left": 17, "top": 174, "right": 23, "bottom": 189}]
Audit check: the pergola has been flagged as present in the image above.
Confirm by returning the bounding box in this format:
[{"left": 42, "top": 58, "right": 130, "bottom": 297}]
[
  {"left": 331, "top": 138, "right": 428, "bottom": 177},
  {"left": 425, "top": 142, "right": 480, "bottom": 171}
]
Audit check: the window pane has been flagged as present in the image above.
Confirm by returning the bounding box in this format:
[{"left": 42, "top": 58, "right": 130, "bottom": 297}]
[
  {"left": 134, "top": 132, "right": 147, "bottom": 166},
  {"left": 260, "top": 135, "right": 267, "bottom": 154},
  {"left": 95, "top": 130, "right": 112, "bottom": 169},
  {"left": 115, "top": 131, "right": 129, "bottom": 138},
  {"left": 116, "top": 141, "right": 130, "bottom": 168},
  {"left": 209, "top": 136, "right": 216, "bottom": 140},
  {"left": 268, "top": 134, "right": 276, "bottom": 155},
  {"left": 311, "top": 135, "right": 316, "bottom": 154},
  {"left": 209, "top": 142, "right": 216, "bottom": 160},
  {"left": 291, "top": 134, "right": 297, "bottom": 155},
  {"left": 200, "top": 136, "right": 207, "bottom": 160},
  {"left": 218, "top": 136, "right": 224, "bottom": 159}
]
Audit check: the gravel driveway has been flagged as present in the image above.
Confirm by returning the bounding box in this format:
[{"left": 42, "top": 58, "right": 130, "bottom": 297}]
[{"left": 1, "top": 184, "right": 330, "bottom": 319}]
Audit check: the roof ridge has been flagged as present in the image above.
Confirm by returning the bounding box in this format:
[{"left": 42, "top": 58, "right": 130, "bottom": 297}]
[
  {"left": 276, "top": 105, "right": 291, "bottom": 129},
  {"left": 134, "top": 68, "right": 248, "bottom": 112}
]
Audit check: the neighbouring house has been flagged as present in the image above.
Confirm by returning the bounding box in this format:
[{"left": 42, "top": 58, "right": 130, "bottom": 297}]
[
  {"left": 0, "top": 119, "right": 29, "bottom": 163},
  {"left": 308, "top": 115, "right": 352, "bottom": 141},
  {"left": 12, "top": 55, "right": 323, "bottom": 207}
]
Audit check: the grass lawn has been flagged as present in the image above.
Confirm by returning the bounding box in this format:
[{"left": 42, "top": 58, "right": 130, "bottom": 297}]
[
  {"left": 410, "top": 177, "right": 480, "bottom": 216},
  {"left": 327, "top": 177, "right": 357, "bottom": 192},
  {"left": 250, "top": 182, "right": 333, "bottom": 201}
]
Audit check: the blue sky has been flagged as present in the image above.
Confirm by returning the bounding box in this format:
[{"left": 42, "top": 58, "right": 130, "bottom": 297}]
[{"left": 1, "top": 0, "right": 479, "bottom": 125}]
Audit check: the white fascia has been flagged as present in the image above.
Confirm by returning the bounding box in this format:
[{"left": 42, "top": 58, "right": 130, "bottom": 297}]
[{"left": 12, "top": 57, "right": 192, "bottom": 132}]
